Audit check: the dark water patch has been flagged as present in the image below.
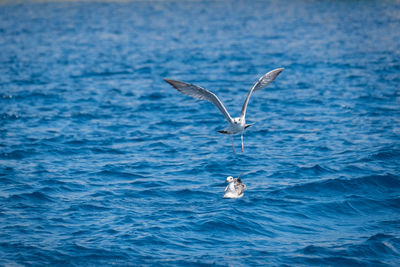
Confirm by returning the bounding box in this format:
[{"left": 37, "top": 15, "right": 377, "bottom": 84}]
[
  {"left": 70, "top": 111, "right": 98, "bottom": 120},
  {"left": 66, "top": 203, "right": 110, "bottom": 212},
  {"left": 378, "top": 220, "right": 400, "bottom": 231},
  {"left": 0, "top": 177, "right": 15, "bottom": 185},
  {"left": 89, "top": 190, "right": 116, "bottom": 198},
  {"left": 139, "top": 92, "right": 166, "bottom": 101},
  {"left": 301, "top": 244, "right": 336, "bottom": 255},
  {"left": 0, "top": 242, "right": 69, "bottom": 266},
  {"left": 71, "top": 70, "right": 133, "bottom": 79},
  {"left": 169, "top": 188, "right": 214, "bottom": 199},
  {"left": 57, "top": 182, "right": 87, "bottom": 193},
  {"left": 195, "top": 217, "right": 248, "bottom": 234},
  {"left": 306, "top": 200, "right": 364, "bottom": 218},
  {"left": 284, "top": 255, "right": 372, "bottom": 267},
  {"left": 63, "top": 138, "right": 94, "bottom": 146},
  {"left": 296, "top": 233, "right": 400, "bottom": 266},
  {"left": 0, "top": 166, "right": 15, "bottom": 177},
  {"left": 280, "top": 223, "right": 317, "bottom": 235},
  {"left": 0, "top": 149, "right": 38, "bottom": 160},
  {"left": 152, "top": 259, "right": 226, "bottom": 267},
  {"left": 129, "top": 179, "right": 168, "bottom": 188},
  {"left": 268, "top": 164, "right": 334, "bottom": 180},
  {"left": 8, "top": 90, "right": 62, "bottom": 102},
  {"left": 370, "top": 148, "right": 400, "bottom": 161},
  {"left": 120, "top": 188, "right": 169, "bottom": 199},
  {"left": 356, "top": 233, "right": 400, "bottom": 259},
  {"left": 1, "top": 113, "right": 20, "bottom": 120},
  {"left": 148, "top": 141, "right": 172, "bottom": 150},
  {"left": 8, "top": 191, "right": 54, "bottom": 203},
  {"left": 296, "top": 164, "right": 335, "bottom": 175},
  {"left": 96, "top": 170, "right": 142, "bottom": 180},
  {"left": 64, "top": 243, "right": 130, "bottom": 262},
  {"left": 37, "top": 186, "right": 61, "bottom": 194},
  {"left": 90, "top": 147, "right": 125, "bottom": 155},
  {"left": 154, "top": 119, "right": 188, "bottom": 128},
  {"left": 39, "top": 178, "right": 67, "bottom": 186},
  {"left": 275, "top": 174, "right": 400, "bottom": 199}
]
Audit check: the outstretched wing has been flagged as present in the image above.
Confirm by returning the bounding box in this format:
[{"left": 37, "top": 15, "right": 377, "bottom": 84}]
[
  {"left": 240, "top": 68, "right": 284, "bottom": 120},
  {"left": 164, "top": 79, "right": 233, "bottom": 123}
]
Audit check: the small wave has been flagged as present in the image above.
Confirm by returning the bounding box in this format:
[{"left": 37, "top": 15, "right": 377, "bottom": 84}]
[
  {"left": 297, "top": 164, "right": 334, "bottom": 175},
  {"left": 356, "top": 234, "right": 400, "bottom": 262},
  {"left": 127, "top": 179, "right": 168, "bottom": 188},
  {"left": 70, "top": 112, "right": 97, "bottom": 120},
  {"left": 139, "top": 92, "right": 166, "bottom": 100},
  {"left": 295, "top": 233, "right": 400, "bottom": 266},
  {"left": 121, "top": 188, "right": 168, "bottom": 199},
  {"left": 96, "top": 170, "right": 142, "bottom": 180},
  {"left": 288, "top": 253, "right": 370, "bottom": 266},
  {"left": 10, "top": 91, "right": 61, "bottom": 101},
  {"left": 270, "top": 164, "right": 334, "bottom": 180},
  {"left": 301, "top": 245, "right": 333, "bottom": 255},
  {"left": 63, "top": 139, "right": 92, "bottom": 146},
  {"left": 0, "top": 166, "right": 15, "bottom": 177},
  {"left": 371, "top": 148, "right": 400, "bottom": 161},
  {"left": 89, "top": 190, "right": 116, "bottom": 198},
  {"left": 275, "top": 174, "right": 400, "bottom": 198},
  {"left": 70, "top": 70, "right": 132, "bottom": 79},
  {"left": 0, "top": 149, "right": 37, "bottom": 160},
  {"left": 148, "top": 141, "right": 172, "bottom": 149},
  {"left": 193, "top": 214, "right": 275, "bottom": 238},
  {"left": 64, "top": 243, "right": 130, "bottom": 261},
  {"left": 153, "top": 120, "right": 187, "bottom": 128},
  {"left": 169, "top": 188, "right": 214, "bottom": 198},
  {"left": 8, "top": 191, "right": 53, "bottom": 203},
  {"left": 91, "top": 147, "right": 125, "bottom": 154},
  {"left": 1, "top": 113, "right": 20, "bottom": 120},
  {"left": 66, "top": 203, "right": 111, "bottom": 212}
]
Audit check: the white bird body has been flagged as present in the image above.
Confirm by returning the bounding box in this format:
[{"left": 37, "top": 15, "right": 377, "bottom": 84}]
[
  {"left": 221, "top": 117, "right": 246, "bottom": 135},
  {"left": 164, "top": 68, "right": 284, "bottom": 152},
  {"left": 223, "top": 176, "right": 246, "bottom": 199}
]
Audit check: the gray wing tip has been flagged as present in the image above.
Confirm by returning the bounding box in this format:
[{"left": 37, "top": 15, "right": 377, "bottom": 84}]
[
  {"left": 261, "top": 67, "right": 284, "bottom": 82},
  {"left": 271, "top": 67, "right": 284, "bottom": 75},
  {"left": 163, "top": 78, "right": 185, "bottom": 89},
  {"left": 163, "top": 78, "right": 175, "bottom": 84}
]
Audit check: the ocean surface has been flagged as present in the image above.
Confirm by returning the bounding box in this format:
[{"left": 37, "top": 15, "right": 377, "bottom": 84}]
[{"left": 1, "top": 0, "right": 400, "bottom": 266}]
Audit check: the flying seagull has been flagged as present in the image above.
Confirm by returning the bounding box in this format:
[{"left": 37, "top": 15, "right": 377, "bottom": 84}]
[
  {"left": 163, "top": 68, "right": 284, "bottom": 152},
  {"left": 223, "top": 175, "right": 246, "bottom": 199}
]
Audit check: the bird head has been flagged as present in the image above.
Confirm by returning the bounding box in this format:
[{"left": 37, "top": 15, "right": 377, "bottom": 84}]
[
  {"left": 233, "top": 117, "right": 241, "bottom": 124},
  {"left": 226, "top": 176, "right": 234, "bottom": 183}
]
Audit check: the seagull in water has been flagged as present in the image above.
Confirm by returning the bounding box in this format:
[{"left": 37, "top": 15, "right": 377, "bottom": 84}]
[
  {"left": 223, "top": 176, "right": 246, "bottom": 199},
  {"left": 164, "top": 68, "right": 284, "bottom": 152}
]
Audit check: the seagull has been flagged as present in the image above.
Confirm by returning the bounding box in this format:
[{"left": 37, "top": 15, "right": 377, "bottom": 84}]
[
  {"left": 163, "top": 68, "right": 284, "bottom": 152},
  {"left": 223, "top": 176, "right": 246, "bottom": 199}
]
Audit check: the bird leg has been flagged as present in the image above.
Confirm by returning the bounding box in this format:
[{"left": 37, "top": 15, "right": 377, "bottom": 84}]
[
  {"left": 231, "top": 136, "right": 235, "bottom": 153},
  {"left": 241, "top": 133, "right": 244, "bottom": 152}
]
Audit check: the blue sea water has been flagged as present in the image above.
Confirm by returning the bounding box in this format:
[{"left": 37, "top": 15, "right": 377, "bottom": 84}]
[{"left": 1, "top": 0, "right": 400, "bottom": 266}]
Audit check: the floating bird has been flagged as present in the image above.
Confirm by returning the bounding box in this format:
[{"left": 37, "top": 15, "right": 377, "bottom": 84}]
[
  {"left": 223, "top": 176, "right": 246, "bottom": 199},
  {"left": 164, "top": 68, "right": 284, "bottom": 152}
]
